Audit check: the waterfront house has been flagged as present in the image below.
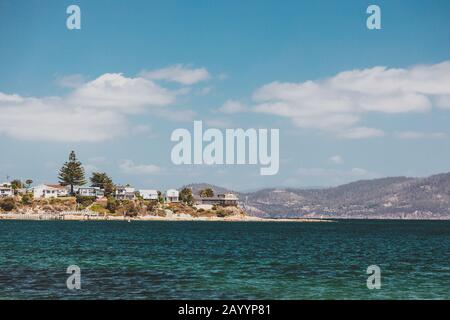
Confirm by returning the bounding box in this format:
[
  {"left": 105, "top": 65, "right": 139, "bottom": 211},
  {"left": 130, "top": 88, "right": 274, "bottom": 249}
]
[
  {"left": 164, "top": 189, "right": 179, "bottom": 203},
  {"left": 138, "top": 189, "right": 159, "bottom": 200},
  {"left": 194, "top": 193, "right": 239, "bottom": 206},
  {"left": 114, "top": 186, "right": 136, "bottom": 200},
  {"left": 32, "top": 184, "right": 68, "bottom": 199},
  {"left": 78, "top": 187, "right": 105, "bottom": 198},
  {"left": 0, "top": 186, "right": 13, "bottom": 197}
]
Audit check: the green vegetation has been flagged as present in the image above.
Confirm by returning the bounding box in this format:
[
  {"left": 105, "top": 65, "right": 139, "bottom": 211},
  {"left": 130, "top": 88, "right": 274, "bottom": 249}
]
[
  {"left": 10, "top": 179, "right": 23, "bottom": 191},
  {"left": 0, "top": 198, "right": 15, "bottom": 211},
  {"left": 58, "top": 150, "right": 86, "bottom": 195},
  {"left": 106, "top": 197, "right": 118, "bottom": 213},
  {"left": 21, "top": 193, "right": 33, "bottom": 205},
  {"left": 199, "top": 188, "right": 214, "bottom": 198},
  {"left": 179, "top": 187, "right": 194, "bottom": 205},
  {"left": 157, "top": 191, "right": 164, "bottom": 203},
  {"left": 90, "top": 172, "right": 115, "bottom": 196},
  {"left": 216, "top": 209, "right": 226, "bottom": 218},
  {"left": 76, "top": 195, "right": 96, "bottom": 209},
  {"left": 90, "top": 203, "right": 109, "bottom": 214}
]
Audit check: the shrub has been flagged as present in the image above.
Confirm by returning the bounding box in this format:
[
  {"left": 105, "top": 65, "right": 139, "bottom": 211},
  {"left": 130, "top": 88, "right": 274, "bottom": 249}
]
[
  {"left": 0, "top": 198, "right": 16, "bottom": 212},
  {"left": 216, "top": 209, "right": 226, "bottom": 218},
  {"left": 146, "top": 200, "right": 158, "bottom": 213},
  {"left": 122, "top": 202, "right": 138, "bottom": 217},
  {"left": 21, "top": 193, "right": 33, "bottom": 205},
  {"left": 49, "top": 198, "right": 63, "bottom": 205},
  {"left": 106, "top": 197, "right": 118, "bottom": 213},
  {"left": 90, "top": 203, "right": 108, "bottom": 214},
  {"left": 76, "top": 196, "right": 96, "bottom": 209}
]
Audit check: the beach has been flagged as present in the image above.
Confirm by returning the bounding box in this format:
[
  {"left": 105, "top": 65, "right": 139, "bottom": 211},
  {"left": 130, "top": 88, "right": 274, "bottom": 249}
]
[{"left": 0, "top": 212, "right": 330, "bottom": 223}]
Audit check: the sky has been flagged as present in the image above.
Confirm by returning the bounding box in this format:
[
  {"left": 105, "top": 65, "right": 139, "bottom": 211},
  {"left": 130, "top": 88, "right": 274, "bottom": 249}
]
[{"left": 0, "top": 0, "right": 450, "bottom": 191}]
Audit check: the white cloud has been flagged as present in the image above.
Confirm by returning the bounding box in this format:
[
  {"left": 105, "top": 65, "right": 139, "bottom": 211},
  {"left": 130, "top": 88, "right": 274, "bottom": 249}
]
[
  {"left": 294, "top": 167, "right": 379, "bottom": 186},
  {"left": 119, "top": 160, "right": 163, "bottom": 175},
  {"left": 205, "top": 118, "right": 233, "bottom": 128},
  {"left": 218, "top": 73, "right": 228, "bottom": 80},
  {"left": 296, "top": 167, "right": 371, "bottom": 177},
  {"left": 55, "top": 74, "right": 86, "bottom": 88},
  {"left": 252, "top": 61, "right": 450, "bottom": 138},
  {"left": 68, "top": 73, "right": 175, "bottom": 113},
  {"left": 394, "top": 131, "right": 447, "bottom": 139},
  {"left": 338, "top": 127, "right": 385, "bottom": 139},
  {"left": 84, "top": 163, "right": 98, "bottom": 173},
  {"left": 0, "top": 72, "right": 192, "bottom": 142},
  {"left": 88, "top": 156, "right": 107, "bottom": 164},
  {"left": 329, "top": 155, "right": 344, "bottom": 164},
  {"left": 218, "top": 100, "right": 248, "bottom": 114},
  {"left": 0, "top": 94, "right": 126, "bottom": 142},
  {"left": 140, "top": 64, "right": 210, "bottom": 85},
  {"left": 153, "top": 108, "right": 196, "bottom": 122},
  {"left": 131, "top": 125, "right": 151, "bottom": 135},
  {"left": 197, "top": 86, "right": 213, "bottom": 96}
]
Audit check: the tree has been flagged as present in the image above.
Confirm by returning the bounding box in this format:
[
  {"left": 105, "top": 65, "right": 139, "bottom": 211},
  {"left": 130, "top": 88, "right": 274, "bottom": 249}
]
[
  {"left": 21, "top": 193, "right": 33, "bottom": 205},
  {"left": 199, "top": 188, "right": 214, "bottom": 198},
  {"left": 179, "top": 187, "right": 194, "bottom": 205},
  {"left": 10, "top": 179, "right": 23, "bottom": 194},
  {"left": 157, "top": 191, "right": 164, "bottom": 203},
  {"left": 90, "top": 172, "right": 115, "bottom": 196},
  {"left": 58, "top": 151, "right": 86, "bottom": 195},
  {"left": 106, "top": 196, "right": 118, "bottom": 213}
]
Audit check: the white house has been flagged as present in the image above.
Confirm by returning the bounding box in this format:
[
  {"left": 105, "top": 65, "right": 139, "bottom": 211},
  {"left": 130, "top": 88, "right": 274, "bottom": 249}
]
[
  {"left": 138, "top": 189, "right": 159, "bottom": 200},
  {"left": 78, "top": 187, "right": 105, "bottom": 198},
  {"left": 0, "top": 186, "right": 13, "bottom": 197},
  {"left": 194, "top": 193, "right": 239, "bottom": 206},
  {"left": 115, "top": 186, "right": 136, "bottom": 200},
  {"left": 164, "top": 189, "right": 179, "bottom": 203},
  {"left": 32, "top": 184, "right": 68, "bottom": 199}
]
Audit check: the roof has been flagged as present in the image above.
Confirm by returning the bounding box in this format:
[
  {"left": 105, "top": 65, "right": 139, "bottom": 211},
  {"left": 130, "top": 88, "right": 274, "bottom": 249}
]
[
  {"left": 44, "top": 184, "right": 67, "bottom": 189},
  {"left": 165, "top": 189, "right": 179, "bottom": 196},
  {"left": 139, "top": 189, "right": 158, "bottom": 194},
  {"left": 194, "top": 195, "right": 238, "bottom": 201},
  {"left": 33, "top": 184, "right": 66, "bottom": 190}
]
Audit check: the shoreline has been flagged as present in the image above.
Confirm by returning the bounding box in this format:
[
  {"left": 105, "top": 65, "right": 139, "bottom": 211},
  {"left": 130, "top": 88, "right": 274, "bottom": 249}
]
[
  {"left": 0, "top": 213, "right": 331, "bottom": 223},
  {"left": 2, "top": 213, "right": 447, "bottom": 222}
]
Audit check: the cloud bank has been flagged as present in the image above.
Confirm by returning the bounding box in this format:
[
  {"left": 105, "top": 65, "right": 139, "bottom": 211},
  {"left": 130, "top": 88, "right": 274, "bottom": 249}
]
[
  {"left": 252, "top": 61, "right": 450, "bottom": 138},
  {"left": 140, "top": 64, "right": 210, "bottom": 85},
  {"left": 0, "top": 67, "right": 209, "bottom": 142}
]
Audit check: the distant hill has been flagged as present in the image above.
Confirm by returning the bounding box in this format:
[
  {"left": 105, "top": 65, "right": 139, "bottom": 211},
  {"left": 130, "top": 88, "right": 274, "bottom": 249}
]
[
  {"left": 183, "top": 183, "right": 234, "bottom": 197},
  {"left": 185, "top": 173, "right": 450, "bottom": 219}
]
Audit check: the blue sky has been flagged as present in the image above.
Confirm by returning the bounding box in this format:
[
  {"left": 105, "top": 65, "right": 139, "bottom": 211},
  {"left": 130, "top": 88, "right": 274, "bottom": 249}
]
[{"left": 0, "top": 0, "right": 450, "bottom": 191}]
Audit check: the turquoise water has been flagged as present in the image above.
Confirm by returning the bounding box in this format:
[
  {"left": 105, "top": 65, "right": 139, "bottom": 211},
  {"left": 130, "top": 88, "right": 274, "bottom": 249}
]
[{"left": 0, "top": 220, "right": 448, "bottom": 299}]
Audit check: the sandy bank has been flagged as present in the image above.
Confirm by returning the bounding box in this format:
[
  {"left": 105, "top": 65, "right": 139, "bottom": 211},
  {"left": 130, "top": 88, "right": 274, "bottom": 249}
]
[{"left": 0, "top": 213, "right": 331, "bottom": 223}]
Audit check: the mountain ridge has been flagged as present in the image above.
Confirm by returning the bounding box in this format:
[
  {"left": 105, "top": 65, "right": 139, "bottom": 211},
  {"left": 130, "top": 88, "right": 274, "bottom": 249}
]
[{"left": 184, "top": 172, "right": 450, "bottom": 219}]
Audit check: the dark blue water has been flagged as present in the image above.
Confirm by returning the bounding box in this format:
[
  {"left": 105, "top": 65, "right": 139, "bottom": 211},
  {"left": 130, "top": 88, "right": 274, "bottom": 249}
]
[{"left": 0, "top": 220, "right": 448, "bottom": 299}]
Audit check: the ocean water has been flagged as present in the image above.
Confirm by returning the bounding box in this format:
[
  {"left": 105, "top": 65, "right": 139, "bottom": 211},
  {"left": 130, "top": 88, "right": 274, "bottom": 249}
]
[{"left": 0, "top": 219, "right": 448, "bottom": 299}]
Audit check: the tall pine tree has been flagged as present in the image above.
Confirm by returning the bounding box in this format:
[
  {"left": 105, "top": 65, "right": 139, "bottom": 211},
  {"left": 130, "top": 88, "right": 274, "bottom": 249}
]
[{"left": 58, "top": 151, "right": 86, "bottom": 195}]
